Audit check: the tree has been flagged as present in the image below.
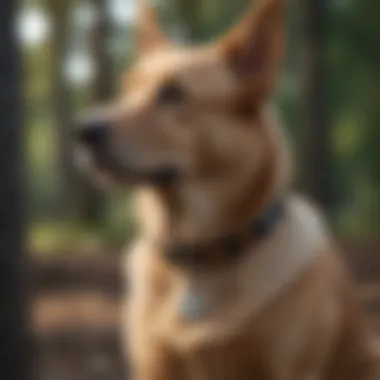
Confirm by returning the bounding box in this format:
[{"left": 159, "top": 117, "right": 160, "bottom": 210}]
[
  {"left": 48, "top": 0, "right": 78, "bottom": 216},
  {"left": 80, "top": 0, "right": 114, "bottom": 223},
  {"left": 298, "top": 0, "right": 332, "bottom": 210},
  {"left": 176, "top": 0, "right": 202, "bottom": 42},
  {"left": 0, "top": 0, "right": 29, "bottom": 378}
]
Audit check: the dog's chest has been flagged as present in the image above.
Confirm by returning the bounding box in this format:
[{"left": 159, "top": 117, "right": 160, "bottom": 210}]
[{"left": 180, "top": 335, "right": 272, "bottom": 380}]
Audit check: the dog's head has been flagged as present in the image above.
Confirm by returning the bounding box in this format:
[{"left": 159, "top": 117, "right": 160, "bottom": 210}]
[{"left": 76, "top": 0, "right": 285, "bottom": 188}]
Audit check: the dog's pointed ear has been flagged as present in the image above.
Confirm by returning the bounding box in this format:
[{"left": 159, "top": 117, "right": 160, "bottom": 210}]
[
  {"left": 219, "top": 0, "right": 285, "bottom": 98},
  {"left": 136, "top": 1, "right": 169, "bottom": 55}
]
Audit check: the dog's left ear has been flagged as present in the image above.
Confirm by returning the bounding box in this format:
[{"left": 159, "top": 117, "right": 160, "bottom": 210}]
[
  {"left": 219, "top": 0, "right": 285, "bottom": 99},
  {"left": 135, "top": 1, "right": 169, "bottom": 55}
]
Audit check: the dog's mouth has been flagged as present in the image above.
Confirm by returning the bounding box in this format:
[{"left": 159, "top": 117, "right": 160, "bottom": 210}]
[{"left": 75, "top": 146, "right": 181, "bottom": 187}]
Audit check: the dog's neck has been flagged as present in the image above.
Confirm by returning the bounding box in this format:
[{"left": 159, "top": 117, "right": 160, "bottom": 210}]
[{"left": 135, "top": 109, "right": 290, "bottom": 248}]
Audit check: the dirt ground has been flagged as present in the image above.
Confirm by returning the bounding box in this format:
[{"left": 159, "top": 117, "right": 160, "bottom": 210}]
[{"left": 32, "top": 242, "right": 380, "bottom": 380}]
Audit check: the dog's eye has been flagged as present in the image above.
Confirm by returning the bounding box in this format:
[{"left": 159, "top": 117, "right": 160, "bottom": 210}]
[{"left": 156, "top": 82, "right": 185, "bottom": 106}]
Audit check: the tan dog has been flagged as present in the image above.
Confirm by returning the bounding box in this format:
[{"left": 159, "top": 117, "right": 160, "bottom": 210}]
[{"left": 76, "top": 0, "right": 380, "bottom": 379}]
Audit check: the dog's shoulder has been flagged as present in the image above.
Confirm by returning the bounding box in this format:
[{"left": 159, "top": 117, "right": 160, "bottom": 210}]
[
  {"left": 282, "top": 193, "right": 332, "bottom": 257},
  {"left": 252, "top": 193, "right": 332, "bottom": 290}
]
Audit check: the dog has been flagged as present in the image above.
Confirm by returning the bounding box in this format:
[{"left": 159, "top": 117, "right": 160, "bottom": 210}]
[{"left": 75, "top": 0, "right": 380, "bottom": 378}]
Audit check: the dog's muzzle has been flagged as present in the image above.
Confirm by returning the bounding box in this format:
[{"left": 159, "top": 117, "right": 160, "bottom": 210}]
[{"left": 75, "top": 118, "right": 180, "bottom": 187}]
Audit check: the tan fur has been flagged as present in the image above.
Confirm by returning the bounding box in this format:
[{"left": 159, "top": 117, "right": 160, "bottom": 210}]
[{"left": 79, "top": 0, "right": 380, "bottom": 379}]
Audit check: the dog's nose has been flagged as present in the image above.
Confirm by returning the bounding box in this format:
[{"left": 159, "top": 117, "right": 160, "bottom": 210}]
[{"left": 76, "top": 120, "right": 108, "bottom": 148}]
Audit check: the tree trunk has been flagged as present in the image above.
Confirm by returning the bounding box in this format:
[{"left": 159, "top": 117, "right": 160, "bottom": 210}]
[
  {"left": 49, "top": 0, "right": 77, "bottom": 217},
  {"left": 80, "top": 0, "right": 114, "bottom": 223},
  {"left": 299, "top": 0, "right": 332, "bottom": 210},
  {"left": 176, "top": 0, "right": 202, "bottom": 42},
  {"left": 0, "top": 0, "right": 29, "bottom": 378},
  {"left": 91, "top": 0, "right": 114, "bottom": 101}
]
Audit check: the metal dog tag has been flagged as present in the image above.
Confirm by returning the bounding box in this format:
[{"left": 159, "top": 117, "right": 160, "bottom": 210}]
[{"left": 180, "top": 284, "right": 208, "bottom": 321}]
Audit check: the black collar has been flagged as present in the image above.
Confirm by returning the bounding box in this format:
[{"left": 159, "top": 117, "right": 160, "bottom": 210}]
[{"left": 164, "top": 197, "right": 286, "bottom": 269}]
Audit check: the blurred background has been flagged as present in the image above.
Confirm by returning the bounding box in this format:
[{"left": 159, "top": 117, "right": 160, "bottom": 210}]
[{"left": 15, "top": 0, "right": 380, "bottom": 378}]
